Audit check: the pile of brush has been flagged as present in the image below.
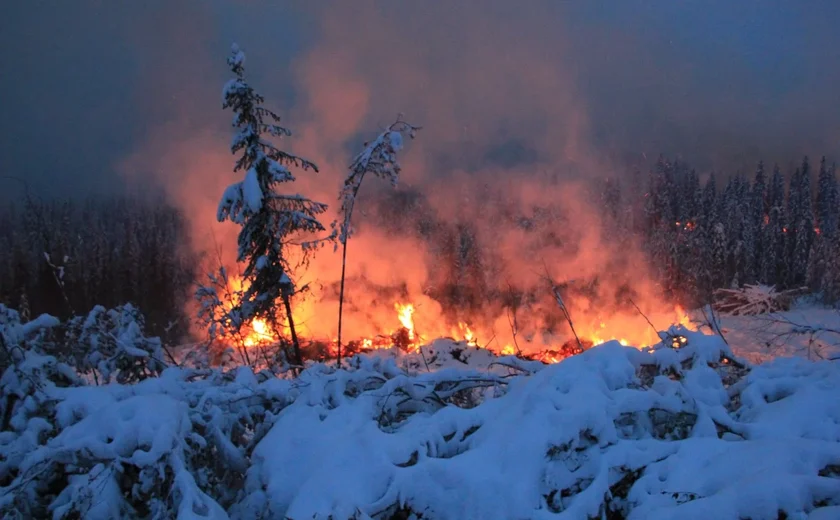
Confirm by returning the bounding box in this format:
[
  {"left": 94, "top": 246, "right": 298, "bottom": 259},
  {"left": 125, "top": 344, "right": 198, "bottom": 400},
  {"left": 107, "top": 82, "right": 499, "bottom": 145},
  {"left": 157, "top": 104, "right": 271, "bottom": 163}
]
[{"left": 712, "top": 284, "right": 807, "bottom": 316}]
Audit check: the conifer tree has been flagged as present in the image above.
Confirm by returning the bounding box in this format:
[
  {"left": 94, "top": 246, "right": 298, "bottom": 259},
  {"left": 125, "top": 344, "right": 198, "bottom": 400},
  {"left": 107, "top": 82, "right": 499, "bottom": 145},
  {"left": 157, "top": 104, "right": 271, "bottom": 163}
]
[
  {"left": 792, "top": 157, "right": 814, "bottom": 287},
  {"left": 746, "top": 161, "right": 766, "bottom": 282},
  {"left": 816, "top": 156, "right": 838, "bottom": 239},
  {"left": 821, "top": 228, "right": 840, "bottom": 302},
  {"left": 695, "top": 173, "right": 719, "bottom": 299},
  {"left": 762, "top": 165, "right": 786, "bottom": 285},
  {"left": 216, "top": 44, "right": 334, "bottom": 367}
]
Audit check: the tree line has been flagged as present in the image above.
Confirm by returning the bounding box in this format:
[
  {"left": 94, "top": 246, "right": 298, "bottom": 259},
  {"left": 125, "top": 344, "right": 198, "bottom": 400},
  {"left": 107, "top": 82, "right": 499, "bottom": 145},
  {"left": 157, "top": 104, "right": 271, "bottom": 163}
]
[
  {"left": 601, "top": 155, "right": 840, "bottom": 306},
  {"left": 0, "top": 195, "right": 198, "bottom": 340}
]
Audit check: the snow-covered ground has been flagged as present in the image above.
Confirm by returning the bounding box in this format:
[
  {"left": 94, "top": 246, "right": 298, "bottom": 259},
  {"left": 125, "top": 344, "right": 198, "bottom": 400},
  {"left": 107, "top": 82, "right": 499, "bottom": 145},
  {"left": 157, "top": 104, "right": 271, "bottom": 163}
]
[
  {"left": 690, "top": 305, "right": 840, "bottom": 364},
  {"left": 2, "top": 310, "right": 840, "bottom": 519}
]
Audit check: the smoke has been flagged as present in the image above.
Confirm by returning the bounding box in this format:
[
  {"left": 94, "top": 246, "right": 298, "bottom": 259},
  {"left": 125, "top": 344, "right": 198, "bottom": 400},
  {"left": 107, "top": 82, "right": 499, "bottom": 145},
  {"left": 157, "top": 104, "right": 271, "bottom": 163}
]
[{"left": 114, "top": 1, "right": 834, "bottom": 350}]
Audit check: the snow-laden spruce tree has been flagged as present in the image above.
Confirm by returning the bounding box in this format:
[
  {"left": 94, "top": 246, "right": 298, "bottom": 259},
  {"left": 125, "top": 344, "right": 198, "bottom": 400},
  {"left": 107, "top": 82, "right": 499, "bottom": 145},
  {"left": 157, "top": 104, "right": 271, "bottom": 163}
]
[
  {"left": 216, "top": 44, "right": 333, "bottom": 368},
  {"left": 335, "top": 118, "right": 419, "bottom": 367}
]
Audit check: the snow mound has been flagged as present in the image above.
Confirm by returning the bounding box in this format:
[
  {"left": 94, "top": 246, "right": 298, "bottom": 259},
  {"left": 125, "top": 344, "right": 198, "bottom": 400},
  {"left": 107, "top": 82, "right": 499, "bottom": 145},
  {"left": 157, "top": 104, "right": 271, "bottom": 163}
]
[{"left": 2, "top": 320, "right": 840, "bottom": 519}]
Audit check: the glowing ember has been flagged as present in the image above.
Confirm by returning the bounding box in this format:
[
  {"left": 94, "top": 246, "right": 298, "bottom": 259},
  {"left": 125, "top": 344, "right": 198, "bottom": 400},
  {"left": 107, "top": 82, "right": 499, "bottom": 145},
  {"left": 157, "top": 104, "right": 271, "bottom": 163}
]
[{"left": 670, "top": 335, "right": 688, "bottom": 349}]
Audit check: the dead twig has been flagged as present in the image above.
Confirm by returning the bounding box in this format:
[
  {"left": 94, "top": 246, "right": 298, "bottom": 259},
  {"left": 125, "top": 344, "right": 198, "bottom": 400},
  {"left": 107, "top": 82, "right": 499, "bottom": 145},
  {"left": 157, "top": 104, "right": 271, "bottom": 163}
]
[
  {"left": 628, "top": 298, "right": 662, "bottom": 341},
  {"left": 701, "top": 304, "right": 730, "bottom": 346},
  {"left": 542, "top": 263, "right": 582, "bottom": 350},
  {"left": 505, "top": 281, "right": 523, "bottom": 357}
]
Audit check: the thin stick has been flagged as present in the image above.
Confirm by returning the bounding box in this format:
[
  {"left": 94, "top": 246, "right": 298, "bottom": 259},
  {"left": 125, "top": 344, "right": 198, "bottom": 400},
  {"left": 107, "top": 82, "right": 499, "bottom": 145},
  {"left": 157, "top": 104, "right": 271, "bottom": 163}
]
[
  {"left": 336, "top": 173, "right": 365, "bottom": 370},
  {"left": 542, "top": 263, "right": 582, "bottom": 350},
  {"left": 413, "top": 321, "right": 431, "bottom": 372},
  {"left": 701, "top": 304, "right": 730, "bottom": 346},
  {"left": 505, "top": 281, "right": 523, "bottom": 357},
  {"left": 482, "top": 334, "right": 497, "bottom": 350},
  {"left": 628, "top": 298, "right": 661, "bottom": 339}
]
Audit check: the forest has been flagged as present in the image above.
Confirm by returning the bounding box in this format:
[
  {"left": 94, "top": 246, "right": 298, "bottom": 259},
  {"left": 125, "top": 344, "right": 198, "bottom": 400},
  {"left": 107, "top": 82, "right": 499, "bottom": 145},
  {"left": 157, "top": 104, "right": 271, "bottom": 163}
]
[{"left": 1, "top": 154, "right": 837, "bottom": 347}]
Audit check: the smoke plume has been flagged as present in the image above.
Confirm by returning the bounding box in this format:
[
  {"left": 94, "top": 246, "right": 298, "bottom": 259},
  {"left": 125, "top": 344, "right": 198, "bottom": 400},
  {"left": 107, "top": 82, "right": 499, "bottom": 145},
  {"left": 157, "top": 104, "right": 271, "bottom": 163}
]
[{"left": 119, "top": 1, "right": 829, "bottom": 350}]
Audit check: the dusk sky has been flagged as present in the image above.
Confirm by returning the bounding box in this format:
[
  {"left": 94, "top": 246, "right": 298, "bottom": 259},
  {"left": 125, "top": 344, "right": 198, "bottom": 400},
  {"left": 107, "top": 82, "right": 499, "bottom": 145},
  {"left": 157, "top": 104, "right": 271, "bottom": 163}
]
[{"left": 2, "top": 1, "right": 839, "bottom": 200}]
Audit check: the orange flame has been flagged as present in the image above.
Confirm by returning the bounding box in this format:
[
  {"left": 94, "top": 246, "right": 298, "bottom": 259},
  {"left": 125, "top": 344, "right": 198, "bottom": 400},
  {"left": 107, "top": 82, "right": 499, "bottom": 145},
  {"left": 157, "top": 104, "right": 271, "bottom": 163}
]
[
  {"left": 217, "top": 272, "right": 695, "bottom": 364},
  {"left": 243, "top": 318, "right": 273, "bottom": 347},
  {"left": 395, "top": 302, "right": 416, "bottom": 341}
]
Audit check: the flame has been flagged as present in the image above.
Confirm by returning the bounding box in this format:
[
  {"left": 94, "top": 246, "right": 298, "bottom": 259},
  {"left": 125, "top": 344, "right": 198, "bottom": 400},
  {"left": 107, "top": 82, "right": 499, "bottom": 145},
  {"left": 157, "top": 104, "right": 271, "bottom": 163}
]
[
  {"left": 395, "top": 302, "right": 416, "bottom": 341},
  {"left": 243, "top": 318, "right": 274, "bottom": 347},
  {"left": 456, "top": 322, "right": 477, "bottom": 346},
  {"left": 215, "top": 272, "right": 695, "bottom": 365}
]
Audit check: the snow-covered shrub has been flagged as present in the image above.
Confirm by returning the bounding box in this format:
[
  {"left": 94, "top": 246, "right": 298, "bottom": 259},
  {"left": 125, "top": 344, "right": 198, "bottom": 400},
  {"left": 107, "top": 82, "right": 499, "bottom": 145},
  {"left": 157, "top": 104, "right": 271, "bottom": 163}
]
[
  {"left": 1, "top": 392, "right": 229, "bottom": 519},
  {"left": 64, "top": 303, "right": 167, "bottom": 384},
  {"left": 2, "top": 311, "right": 839, "bottom": 519},
  {"left": 0, "top": 306, "right": 81, "bottom": 517},
  {"left": 0, "top": 362, "right": 291, "bottom": 519},
  {"left": 235, "top": 331, "right": 840, "bottom": 520}
]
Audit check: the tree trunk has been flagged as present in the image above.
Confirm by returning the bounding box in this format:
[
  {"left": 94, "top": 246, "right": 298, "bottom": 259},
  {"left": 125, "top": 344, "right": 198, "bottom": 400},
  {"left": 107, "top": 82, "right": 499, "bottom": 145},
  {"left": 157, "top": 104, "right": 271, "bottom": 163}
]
[
  {"left": 336, "top": 174, "right": 366, "bottom": 370},
  {"left": 336, "top": 238, "right": 350, "bottom": 369},
  {"left": 282, "top": 292, "right": 304, "bottom": 369}
]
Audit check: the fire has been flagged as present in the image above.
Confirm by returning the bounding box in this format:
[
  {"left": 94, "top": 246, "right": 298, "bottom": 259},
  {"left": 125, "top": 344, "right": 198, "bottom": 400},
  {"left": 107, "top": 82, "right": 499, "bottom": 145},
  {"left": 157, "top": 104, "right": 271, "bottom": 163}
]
[
  {"left": 395, "top": 302, "right": 416, "bottom": 340},
  {"left": 244, "top": 318, "right": 274, "bottom": 347},
  {"left": 500, "top": 344, "right": 517, "bottom": 356},
  {"left": 215, "top": 273, "right": 696, "bottom": 365},
  {"left": 456, "top": 322, "right": 477, "bottom": 346}
]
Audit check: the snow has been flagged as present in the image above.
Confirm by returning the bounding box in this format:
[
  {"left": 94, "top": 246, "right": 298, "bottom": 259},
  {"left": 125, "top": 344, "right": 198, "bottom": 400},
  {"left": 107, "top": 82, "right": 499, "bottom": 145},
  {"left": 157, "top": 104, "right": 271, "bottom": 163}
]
[
  {"left": 3, "top": 311, "right": 840, "bottom": 518},
  {"left": 235, "top": 333, "right": 840, "bottom": 519},
  {"left": 693, "top": 306, "right": 840, "bottom": 362},
  {"left": 217, "top": 181, "right": 244, "bottom": 223},
  {"left": 388, "top": 129, "right": 404, "bottom": 151},
  {"left": 267, "top": 160, "right": 293, "bottom": 183},
  {"left": 229, "top": 43, "right": 245, "bottom": 68},
  {"left": 242, "top": 166, "right": 263, "bottom": 214}
]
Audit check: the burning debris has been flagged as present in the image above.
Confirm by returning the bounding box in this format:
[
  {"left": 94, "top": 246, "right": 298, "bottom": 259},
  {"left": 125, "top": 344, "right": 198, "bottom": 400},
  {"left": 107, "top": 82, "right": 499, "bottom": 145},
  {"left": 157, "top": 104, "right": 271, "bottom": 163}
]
[{"left": 201, "top": 263, "right": 699, "bottom": 369}]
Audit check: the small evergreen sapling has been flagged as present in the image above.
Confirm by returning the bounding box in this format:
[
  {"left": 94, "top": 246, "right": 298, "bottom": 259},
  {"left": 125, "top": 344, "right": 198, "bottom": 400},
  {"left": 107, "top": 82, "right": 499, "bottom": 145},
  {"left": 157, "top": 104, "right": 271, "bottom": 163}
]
[
  {"left": 335, "top": 118, "right": 419, "bottom": 367},
  {"left": 216, "top": 44, "right": 334, "bottom": 368}
]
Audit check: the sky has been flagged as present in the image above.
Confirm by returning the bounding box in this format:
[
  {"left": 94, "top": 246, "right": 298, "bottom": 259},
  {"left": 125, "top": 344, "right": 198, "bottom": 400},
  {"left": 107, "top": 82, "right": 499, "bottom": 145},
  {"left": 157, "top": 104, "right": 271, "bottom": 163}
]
[{"left": 1, "top": 0, "right": 839, "bottom": 200}]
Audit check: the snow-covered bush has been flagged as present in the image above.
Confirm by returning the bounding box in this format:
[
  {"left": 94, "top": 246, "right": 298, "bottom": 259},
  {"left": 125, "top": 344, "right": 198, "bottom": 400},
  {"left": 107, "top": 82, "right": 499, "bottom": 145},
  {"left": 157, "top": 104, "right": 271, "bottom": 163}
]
[
  {"left": 0, "top": 306, "right": 82, "bottom": 517},
  {"left": 64, "top": 303, "right": 167, "bottom": 385},
  {"left": 0, "top": 360, "right": 290, "bottom": 519}
]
